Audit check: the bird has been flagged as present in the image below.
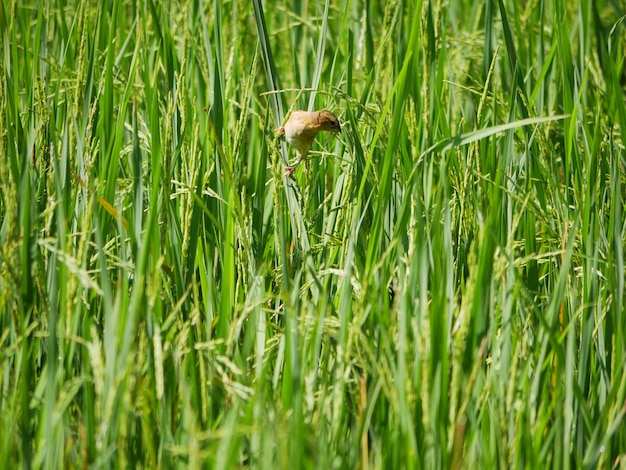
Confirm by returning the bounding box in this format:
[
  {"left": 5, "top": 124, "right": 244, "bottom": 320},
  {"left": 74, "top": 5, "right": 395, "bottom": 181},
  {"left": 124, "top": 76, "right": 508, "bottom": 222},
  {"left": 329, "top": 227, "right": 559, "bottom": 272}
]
[{"left": 276, "top": 110, "right": 341, "bottom": 177}]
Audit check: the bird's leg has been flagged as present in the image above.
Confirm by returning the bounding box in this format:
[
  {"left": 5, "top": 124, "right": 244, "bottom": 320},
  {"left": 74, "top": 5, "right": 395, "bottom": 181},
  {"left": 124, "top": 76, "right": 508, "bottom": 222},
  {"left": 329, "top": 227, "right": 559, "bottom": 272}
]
[{"left": 284, "top": 153, "right": 305, "bottom": 177}]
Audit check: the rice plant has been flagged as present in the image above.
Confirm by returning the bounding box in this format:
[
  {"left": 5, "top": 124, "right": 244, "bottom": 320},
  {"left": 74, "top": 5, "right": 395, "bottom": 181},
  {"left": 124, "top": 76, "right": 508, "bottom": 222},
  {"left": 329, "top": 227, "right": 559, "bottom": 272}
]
[{"left": 0, "top": 0, "right": 624, "bottom": 468}]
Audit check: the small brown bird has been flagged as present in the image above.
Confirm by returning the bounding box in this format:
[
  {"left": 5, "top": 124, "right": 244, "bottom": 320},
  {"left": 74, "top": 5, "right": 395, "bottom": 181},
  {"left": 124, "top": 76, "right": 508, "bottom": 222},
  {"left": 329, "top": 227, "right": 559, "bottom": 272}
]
[{"left": 276, "top": 110, "right": 341, "bottom": 177}]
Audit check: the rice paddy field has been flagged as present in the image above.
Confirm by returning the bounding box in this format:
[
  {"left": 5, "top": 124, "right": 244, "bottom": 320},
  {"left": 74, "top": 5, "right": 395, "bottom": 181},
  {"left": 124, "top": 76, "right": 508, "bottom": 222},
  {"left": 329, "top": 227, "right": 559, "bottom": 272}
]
[{"left": 1, "top": 0, "right": 625, "bottom": 468}]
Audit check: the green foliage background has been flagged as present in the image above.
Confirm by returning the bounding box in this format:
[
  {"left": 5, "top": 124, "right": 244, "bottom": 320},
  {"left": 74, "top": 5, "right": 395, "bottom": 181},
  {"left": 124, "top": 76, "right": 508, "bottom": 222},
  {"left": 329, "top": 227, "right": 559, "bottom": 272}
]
[{"left": 1, "top": 0, "right": 625, "bottom": 467}]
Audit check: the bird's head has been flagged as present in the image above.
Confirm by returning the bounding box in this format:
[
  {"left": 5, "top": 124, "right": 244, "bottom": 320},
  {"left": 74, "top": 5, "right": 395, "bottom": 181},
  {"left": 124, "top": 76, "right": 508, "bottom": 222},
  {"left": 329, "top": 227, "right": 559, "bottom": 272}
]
[{"left": 317, "top": 110, "right": 341, "bottom": 134}]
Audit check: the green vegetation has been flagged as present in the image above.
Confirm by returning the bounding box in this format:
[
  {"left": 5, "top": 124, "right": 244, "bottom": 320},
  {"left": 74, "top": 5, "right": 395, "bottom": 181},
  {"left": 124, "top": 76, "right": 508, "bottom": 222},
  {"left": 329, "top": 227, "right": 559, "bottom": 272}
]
[{"left": 1, "top": 0, "right": 625, "bottom": 467}]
